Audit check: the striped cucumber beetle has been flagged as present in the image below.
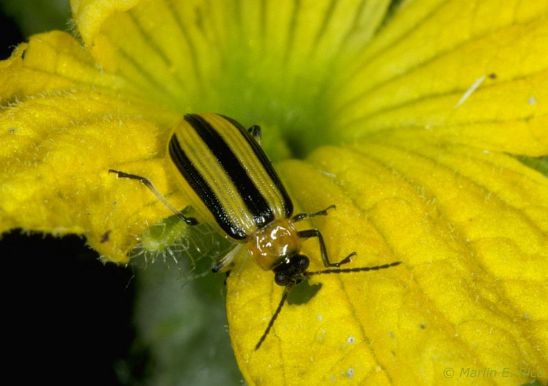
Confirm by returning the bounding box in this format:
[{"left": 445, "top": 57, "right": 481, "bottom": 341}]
[{"left": 110, "top": 113, "right": 401, "bottom": 350}]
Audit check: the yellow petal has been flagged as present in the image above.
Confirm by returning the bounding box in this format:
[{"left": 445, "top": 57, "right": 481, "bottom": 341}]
[
  {"left": 227, "top": 0, "right": 548, "bottom": 384},
  {"left": 71, "top": 0, "right": 225, "bottom": 110},
  {"left": 0, "top": 30, "right": 130, "bottom": 99},
  {"left": 330, "top": 1, "right": 548, "bottom": 156},
  {"left": 0, "top": 94, "right": 179, "bottom": 262},
  {"left": 228, "top": 140, "right": 548, "bottom": 385},
  {"left": 69, "top": 0, "right": 394, "bottom": 142},
  {"left": 0, "top": 33, "right": 184, "bottom": 263}
]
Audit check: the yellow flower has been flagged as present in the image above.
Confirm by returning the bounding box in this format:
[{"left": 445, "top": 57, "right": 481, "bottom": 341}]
[{"left": 1, "top": 1, "right": 547, "bottom": 385}]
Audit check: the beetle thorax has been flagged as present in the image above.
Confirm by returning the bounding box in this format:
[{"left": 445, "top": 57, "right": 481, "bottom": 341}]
[{"left": 247, "top": 219, "right": 301, "bottom": 271}]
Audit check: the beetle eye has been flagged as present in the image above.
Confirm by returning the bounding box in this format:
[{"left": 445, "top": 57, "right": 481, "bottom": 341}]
[
  {"left": 275, "top": 271, "right": 288, "bottom": 286},
  {"left": 297, "top": 255, "right": 309, "bottom": 271}
]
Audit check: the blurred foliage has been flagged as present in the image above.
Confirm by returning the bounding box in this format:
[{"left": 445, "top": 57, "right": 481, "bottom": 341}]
[
  {"left": 1, "top": 0, "right": 70, "bottom": 35},
  {"left": 120, "top": 261, "right": 241, "bottom": 386}
]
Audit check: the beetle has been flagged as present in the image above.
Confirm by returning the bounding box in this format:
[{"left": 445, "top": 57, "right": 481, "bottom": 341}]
[{"left": 109, "top": 113, "right": 401, "bottom": 349}]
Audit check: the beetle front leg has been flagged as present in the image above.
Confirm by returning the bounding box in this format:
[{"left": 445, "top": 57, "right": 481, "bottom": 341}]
[{"left": 297, "top": 229, "right": 355, "bottom": 267}]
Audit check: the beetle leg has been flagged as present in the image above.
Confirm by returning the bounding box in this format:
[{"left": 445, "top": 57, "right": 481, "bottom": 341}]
[
  {"left": 255, "top": 287, "right": 290, "bottom": 350},
  {"left": 109, "top": 169, "right": 198, "bottom": 225},
  {"left": 297, "top": 228, "right": 355, "bottom": 267},
  {"left": 212, "top": 244, "right": 244, "bottom": 273},
  {"left": 292, "top": 204, "right": 336, "bottom": 222},
  {"left": 247, "top": 125, "right": 262, "bottom": 142}
]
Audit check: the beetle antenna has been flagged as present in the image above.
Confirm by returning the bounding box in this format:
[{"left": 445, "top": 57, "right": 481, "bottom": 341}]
[
  {"left": 305, "top": 261, "right": 402, "bottom": 276},
  {"left": 255, "top": 288, "right": 290, "bottom": 350}
]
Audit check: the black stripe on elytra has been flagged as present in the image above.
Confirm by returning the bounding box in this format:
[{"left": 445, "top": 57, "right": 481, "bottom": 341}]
[
  {"left": 169, "top": 135, "right": 247, "bottom": 240},
  {"left": 184, "top": 114, "right": 275, "bottom": 228},
  {"left": 220, "top": 114, "right": 294, "bottom": 217}
]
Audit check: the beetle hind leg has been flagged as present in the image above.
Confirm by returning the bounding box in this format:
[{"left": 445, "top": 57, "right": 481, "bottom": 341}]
[{"left": 109, "top": 169, "right": 198, "bottom": 225}]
